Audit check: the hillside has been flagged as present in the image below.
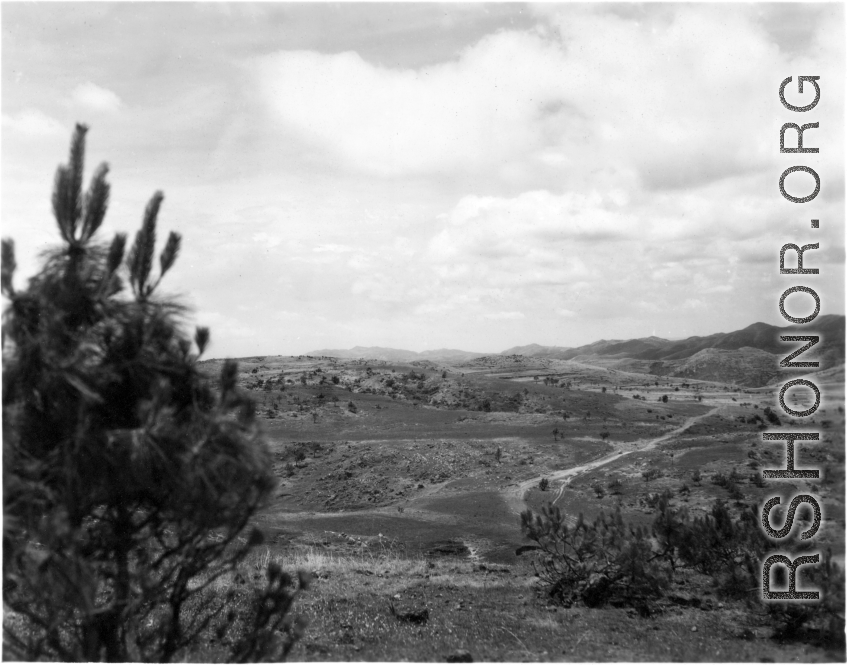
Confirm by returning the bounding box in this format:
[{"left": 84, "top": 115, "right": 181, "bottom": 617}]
[
  {"left": 306, "top": 316, "right": 845, "bottom": 388},
  {"left": 519, "top": 315, "right": 844, "bottom": 363},
  {"left": 306, "top": 346, "right": 486, "bottom": 363},
  {"left": 192, "top": 351, "right": 845, "bottom": 662}
]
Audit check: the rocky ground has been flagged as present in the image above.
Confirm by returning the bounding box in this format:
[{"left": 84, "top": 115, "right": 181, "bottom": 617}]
[{"left": 197, "top": 354, "right": 846, "bottom": 661}]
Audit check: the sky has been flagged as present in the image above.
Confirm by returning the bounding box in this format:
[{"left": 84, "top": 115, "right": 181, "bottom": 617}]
[{"left": 2, "top": 3, "right": 845, "bottom": 358}]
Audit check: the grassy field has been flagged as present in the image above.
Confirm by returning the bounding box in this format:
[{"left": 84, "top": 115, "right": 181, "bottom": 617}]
[{"left": 197, "top": 355, "right": 846, "bottom": 661}]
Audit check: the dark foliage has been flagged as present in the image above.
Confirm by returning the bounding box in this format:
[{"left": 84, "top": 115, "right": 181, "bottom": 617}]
[
  {"left": 524, "top": 492, "right": 844, "bottom": 650},
  {"left": 767, "top": 551, "right": 845, "bottom": 648},
  {"left": 2, "top": 126, "right": 305, "bottom": 661},
  {"left": 521, "top": 505, "right": 670, "bottom": 608}
]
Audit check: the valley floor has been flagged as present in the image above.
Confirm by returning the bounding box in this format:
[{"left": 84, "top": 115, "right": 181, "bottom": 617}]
[{"left": 200, "top": 355, "right": 846, "bottom": 661}]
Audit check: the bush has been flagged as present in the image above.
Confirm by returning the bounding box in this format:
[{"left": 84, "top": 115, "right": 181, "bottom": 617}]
[
  {"left": 2, "top": 126, "right": 306, "bottom": 661},
  {"left": 538, "top": 477, "right": 550, "bottom": 492},
  {"left": 671, "top": 500, "right": 766, "bottom": 597},
  {"left": 521, "top": 505, "right": 670, "bottom": 607},
  {"left": 763, "top": 406, "right": 782, "bottom": 426},
  {"left": 524, "top": 494, "right": 842, "bottom": 630},
  {"left": 642, "top": 468, "right": 662, "bottom": 483},
  {"left": 767, "top": 551, "right": 845, "bottom": 648}
]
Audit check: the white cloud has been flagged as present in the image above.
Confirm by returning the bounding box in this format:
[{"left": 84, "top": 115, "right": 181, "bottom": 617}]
[
  {"left": 70, "top": 82, "right": 123, "bottom": 113},
  {"left": 2, "top": 109, "right": 65, "bottom": 136},
  {"left": 1, "top": 4, "right": 842, "bottom": 357},
  {"left": 254, "top": 4, "right": 843, "bottom": 194},
  {"left": 485, "top": 311, "right": 525, "bottom": 321},
  {"left": 254, "top": 32, "right": 566, "bottom": 177}
]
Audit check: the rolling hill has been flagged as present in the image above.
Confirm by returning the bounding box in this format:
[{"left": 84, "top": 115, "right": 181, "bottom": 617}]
[{"left": 307, "top": 315, "right": 844, "bottom": 387}]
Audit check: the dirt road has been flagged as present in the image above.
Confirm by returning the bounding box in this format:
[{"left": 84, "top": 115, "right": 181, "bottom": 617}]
[{"left": 504, "top": 406, "right": 721, "bottom": 514}]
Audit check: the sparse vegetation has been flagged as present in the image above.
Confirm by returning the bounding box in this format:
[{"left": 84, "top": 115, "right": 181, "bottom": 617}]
[{"left": 521, "top": 505, "right": 669, "bottom": 608}]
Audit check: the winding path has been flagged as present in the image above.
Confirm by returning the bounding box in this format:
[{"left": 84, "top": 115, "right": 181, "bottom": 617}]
[
  {"left": 505, "top": 406, "right": 721, "bottom": 513},
  {"left": 265, "top": 406, "right": 723, "bottom": 558}
]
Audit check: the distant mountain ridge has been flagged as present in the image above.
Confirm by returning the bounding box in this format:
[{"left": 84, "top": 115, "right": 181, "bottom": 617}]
[
  {"left": 305, "top": 346, "right": 487, "bottom": 363},
  {"left": 535, "top": 315, "right": 844, "bottom": 365},
  {"left": 308, "top": 316, "right": 844, "bottom": 367}
]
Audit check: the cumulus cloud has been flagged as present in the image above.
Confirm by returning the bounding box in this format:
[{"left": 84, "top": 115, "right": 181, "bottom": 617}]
[
  {"left": 70, "top": 82, "right": 123, "bottom": 113},
  {"left": 253, "top": 4, "right": 843, "bottom": 193},
  {"left": 254, "top": 33, "right": 565, "bottom": 177},
  {"left": 172, "top": 4, "right": 847, "bottom": 350}
]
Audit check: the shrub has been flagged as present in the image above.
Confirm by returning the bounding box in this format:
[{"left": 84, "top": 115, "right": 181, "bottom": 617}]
[
  {"left": 672, "top": 500, "right": 766, "bottom": 596},
  {"left": 521, "top": 505, "right": 670, "bottom": 607},
  {"left": 711, "top": 471, "right": 729, "bottom": 487},
  {"left": 763, "top": 406, "right": 782, "bottom": 426},
  {"left": 2, "top": 126, "right": 305, "bottom": 661},
  {"left": 767, "top": 551, "right": 845, "bottom": 648},
  {"left": 538, "top": 477, "right": 550, "bottom": 492},
  {"left": 751, "top": 472, "right": 766, "bottom": 488},
  {"left": 642, "top": 468, "right": 662, "bottom": 483},
  {"left": 727, "top": 481, "right": 745, "bottom": 502}
]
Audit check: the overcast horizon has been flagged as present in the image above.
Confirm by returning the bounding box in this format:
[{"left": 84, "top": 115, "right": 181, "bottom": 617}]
[{"left": 3, "top": 3, "right": 845, "bottom": 358}]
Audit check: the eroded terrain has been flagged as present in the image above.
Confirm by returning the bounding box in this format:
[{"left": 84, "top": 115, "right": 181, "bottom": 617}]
[{"left": 199, "top": 354, "right": 846, "bottom": 661}]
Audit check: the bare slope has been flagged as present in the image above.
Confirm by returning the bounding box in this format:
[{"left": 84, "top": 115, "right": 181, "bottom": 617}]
[{"left": 305, "top": 316, "right": 844, "bottom": 388}]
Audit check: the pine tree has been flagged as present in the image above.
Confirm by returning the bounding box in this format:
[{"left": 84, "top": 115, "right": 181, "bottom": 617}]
[{"left": 2, "top": 125, "right": 306, "bottom": 661}]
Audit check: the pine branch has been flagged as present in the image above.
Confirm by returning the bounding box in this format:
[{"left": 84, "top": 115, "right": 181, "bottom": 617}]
[
  {"left": 52, "top": 165, "right": 73, "bottom": 243},
  {"left": 128, "top": 191, "right": 163, "bottom": 298},
  {"left": 194, "top": 327, "right": 210, "bottom": 356},
  {"left": 2, "top": 238, "right": 16, "bottom": 296},
  {"left": 159, "top": 231, "right": 181, "bottom": 277},
  {"left": 81, "top": 163, "right": 110, "bottom": 243},
  {"left": 107, "top": 233, "right": 126, "bottom": 275}
]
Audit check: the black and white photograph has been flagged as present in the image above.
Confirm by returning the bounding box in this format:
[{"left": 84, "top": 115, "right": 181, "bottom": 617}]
[{"left": 2, "top": 2, "right": 845, "bottom": 661}]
